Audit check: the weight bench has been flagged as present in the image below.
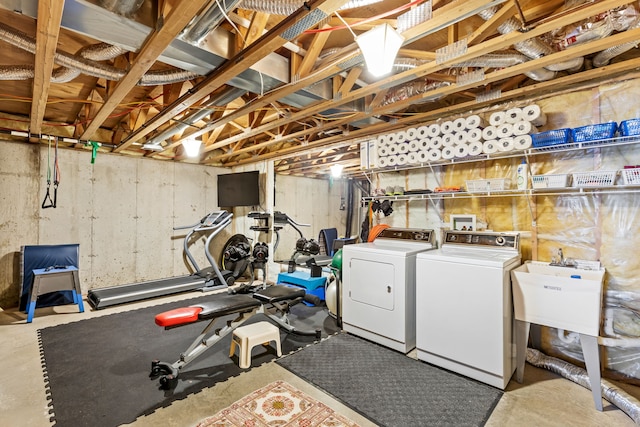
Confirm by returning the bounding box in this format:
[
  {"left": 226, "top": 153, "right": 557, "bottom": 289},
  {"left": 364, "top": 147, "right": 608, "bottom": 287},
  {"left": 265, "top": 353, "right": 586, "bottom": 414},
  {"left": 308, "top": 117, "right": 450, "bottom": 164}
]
[{"left": 150, "top": 285, "right": 321, "bottom": 389}]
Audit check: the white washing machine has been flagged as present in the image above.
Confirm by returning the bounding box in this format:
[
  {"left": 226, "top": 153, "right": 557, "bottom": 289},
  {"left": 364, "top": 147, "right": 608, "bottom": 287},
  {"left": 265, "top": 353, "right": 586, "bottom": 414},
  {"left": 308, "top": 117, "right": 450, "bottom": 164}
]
[
  {"left": 416, "top": 230, "right": 521, "bottom": 389},
  {"left": 342, "top": 228, "right": 436, "bottom": 353}
]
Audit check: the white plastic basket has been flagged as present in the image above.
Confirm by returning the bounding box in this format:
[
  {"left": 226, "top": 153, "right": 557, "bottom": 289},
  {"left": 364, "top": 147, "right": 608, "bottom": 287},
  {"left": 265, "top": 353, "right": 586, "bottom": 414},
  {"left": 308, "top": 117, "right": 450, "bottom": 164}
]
[
  {"left": 572, "top": 170, "right": 617, "bottom": 187},
  {"left": 466, "top": 178, "right": 509, "bottom": 192},
  {"left": 621, "top": 168, "right": 640, "bottom": 185},
  {"left": 531, "top": 174, "right": 570, "bottom": 189}
]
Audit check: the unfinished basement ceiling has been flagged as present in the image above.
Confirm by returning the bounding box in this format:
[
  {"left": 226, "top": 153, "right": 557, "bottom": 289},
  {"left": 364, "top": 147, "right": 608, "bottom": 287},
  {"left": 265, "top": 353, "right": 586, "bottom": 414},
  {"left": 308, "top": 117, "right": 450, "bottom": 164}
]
[{"left": 1, "top": 0, "right": 640, "bottom": 178}]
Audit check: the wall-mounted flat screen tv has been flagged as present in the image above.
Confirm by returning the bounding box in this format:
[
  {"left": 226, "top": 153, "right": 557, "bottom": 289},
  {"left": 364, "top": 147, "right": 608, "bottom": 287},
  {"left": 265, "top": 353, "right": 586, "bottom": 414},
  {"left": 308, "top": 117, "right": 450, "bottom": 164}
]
[{"left": 217, "top": 170, "right": 260, "bottom": 207}]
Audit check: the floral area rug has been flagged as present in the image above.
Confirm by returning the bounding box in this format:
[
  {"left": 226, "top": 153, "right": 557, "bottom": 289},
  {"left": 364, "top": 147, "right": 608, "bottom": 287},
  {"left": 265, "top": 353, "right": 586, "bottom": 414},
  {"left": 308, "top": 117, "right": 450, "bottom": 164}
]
[{"left": 196, "top": 380, "right": 360, "bottom": 427}]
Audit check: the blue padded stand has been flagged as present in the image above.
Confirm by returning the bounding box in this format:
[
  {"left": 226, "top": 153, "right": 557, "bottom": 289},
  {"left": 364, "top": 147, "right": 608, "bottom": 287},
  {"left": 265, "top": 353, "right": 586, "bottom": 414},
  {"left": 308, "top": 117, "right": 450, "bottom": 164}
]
[{"left": 27, "top": 266, "right": 84, "bottom": 323}]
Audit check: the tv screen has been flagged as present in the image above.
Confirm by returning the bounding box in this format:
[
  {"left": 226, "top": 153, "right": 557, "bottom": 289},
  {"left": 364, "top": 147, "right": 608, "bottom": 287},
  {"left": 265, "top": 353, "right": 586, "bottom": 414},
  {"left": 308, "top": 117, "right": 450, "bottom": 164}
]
[{"left": 217, "top": 171, "right": 260, "bottom": 207}]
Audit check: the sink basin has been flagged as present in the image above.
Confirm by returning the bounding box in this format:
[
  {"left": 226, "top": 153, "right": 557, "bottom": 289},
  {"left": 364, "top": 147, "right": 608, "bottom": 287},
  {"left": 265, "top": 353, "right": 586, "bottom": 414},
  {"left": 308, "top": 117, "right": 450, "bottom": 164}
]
[{"left": 511, "top": 261, "right": 605, "bottom": 336}]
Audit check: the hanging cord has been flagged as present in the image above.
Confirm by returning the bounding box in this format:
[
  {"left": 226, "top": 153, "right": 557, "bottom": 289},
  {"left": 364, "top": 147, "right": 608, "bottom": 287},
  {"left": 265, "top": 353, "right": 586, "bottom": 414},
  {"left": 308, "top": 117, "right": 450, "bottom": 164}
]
[
  {"left": 52, "top": 136, "right": 60, "bottom": 207},
  {"left": 41, "top": 136, "right": 56, "bottom": 208}
]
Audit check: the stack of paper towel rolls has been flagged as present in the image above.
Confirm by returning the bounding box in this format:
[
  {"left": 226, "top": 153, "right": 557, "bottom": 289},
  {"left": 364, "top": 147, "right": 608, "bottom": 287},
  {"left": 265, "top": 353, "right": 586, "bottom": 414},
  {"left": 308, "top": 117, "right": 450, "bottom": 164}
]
[{"left": 371, "top": 104, "right": 545, "bottom": 167}]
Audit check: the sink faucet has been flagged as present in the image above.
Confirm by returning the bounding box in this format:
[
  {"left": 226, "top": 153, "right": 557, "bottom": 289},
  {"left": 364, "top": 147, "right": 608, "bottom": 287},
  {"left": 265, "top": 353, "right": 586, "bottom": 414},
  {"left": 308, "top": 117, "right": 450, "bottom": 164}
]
[{"left": 550, "top": 248, "right": 576, "bottom": 267}]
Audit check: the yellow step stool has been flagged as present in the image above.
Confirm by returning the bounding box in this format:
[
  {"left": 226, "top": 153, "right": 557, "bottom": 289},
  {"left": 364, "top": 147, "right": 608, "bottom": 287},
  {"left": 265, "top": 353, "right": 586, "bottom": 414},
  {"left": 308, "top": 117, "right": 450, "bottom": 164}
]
[{"left": 229, "top": 321, "right": 282, "bottom": 368}]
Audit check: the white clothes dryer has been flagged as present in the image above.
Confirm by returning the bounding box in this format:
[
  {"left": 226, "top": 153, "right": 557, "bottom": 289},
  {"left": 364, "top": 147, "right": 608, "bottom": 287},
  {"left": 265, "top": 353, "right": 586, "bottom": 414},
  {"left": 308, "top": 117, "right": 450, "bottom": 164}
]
[
  {"left": 416, "top": 230, "right": 521, "bottom": 389},
  {"left": 342, "top": 228, "right": 436, "bottom": 353}
]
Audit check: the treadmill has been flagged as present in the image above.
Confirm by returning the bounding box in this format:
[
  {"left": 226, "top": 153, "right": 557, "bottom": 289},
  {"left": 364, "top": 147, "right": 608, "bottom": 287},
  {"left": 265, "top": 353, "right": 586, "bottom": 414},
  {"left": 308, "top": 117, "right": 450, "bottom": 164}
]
[{"left": 87, "top": 211, "right": 235, "bottom": 309}]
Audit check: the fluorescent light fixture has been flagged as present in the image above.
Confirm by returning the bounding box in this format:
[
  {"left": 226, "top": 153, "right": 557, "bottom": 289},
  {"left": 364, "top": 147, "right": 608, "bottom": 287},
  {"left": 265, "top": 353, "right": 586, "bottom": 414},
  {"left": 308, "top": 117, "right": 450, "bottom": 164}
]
[
  {"left": 330, "top": 163, "right": 344, "bottom": 178},
  {"left": 182, "top": 138, "right": 202, "bottom": 157},
  {"left": 356, "top": 23, "right": 404, "bottom": 77}
]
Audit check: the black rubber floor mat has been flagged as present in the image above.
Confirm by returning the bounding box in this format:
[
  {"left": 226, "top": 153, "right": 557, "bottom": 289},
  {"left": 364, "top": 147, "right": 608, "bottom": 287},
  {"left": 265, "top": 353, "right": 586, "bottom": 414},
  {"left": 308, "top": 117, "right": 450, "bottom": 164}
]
[
  {"left": 277, "top": 332, "right": 503, "bottom": 427},
  {"left": 38, "top": 295, "right": 336, "bottom": 426}
]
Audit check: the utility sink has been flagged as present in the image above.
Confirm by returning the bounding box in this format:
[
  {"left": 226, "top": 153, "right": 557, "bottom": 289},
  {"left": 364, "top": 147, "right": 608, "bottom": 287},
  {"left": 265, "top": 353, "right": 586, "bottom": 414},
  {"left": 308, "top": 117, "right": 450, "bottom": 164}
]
[{"left": 511, "top": 261, "right": 605, "bottom": 336}]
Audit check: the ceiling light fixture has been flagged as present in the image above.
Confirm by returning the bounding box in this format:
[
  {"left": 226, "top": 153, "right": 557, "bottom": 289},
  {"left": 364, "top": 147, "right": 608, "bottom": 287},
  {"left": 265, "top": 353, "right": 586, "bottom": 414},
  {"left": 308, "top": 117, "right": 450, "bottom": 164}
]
[
  {"left": 182, "top": 138, "right": 202, "bottom": 157},
  {"left": 334, "top": 11, "right": 404, "bottom": 78},
  {"left": 330, "top": 163, "right": 344, "bottom": 178},
  {"left": 356, "top": 23, "right": 404, "bottom": 77}
]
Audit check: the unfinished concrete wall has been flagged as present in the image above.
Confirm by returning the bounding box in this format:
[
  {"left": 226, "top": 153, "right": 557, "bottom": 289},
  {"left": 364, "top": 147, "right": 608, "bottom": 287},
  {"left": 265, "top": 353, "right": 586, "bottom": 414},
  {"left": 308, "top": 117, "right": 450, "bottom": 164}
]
[
  {"left": 270, "top": 174, "right": 351, "bottom": 281},
  {"left": 0, "top": 142, "right": 346, "bottom": 308},
  {"left": 0, "top": 142, "right": 230, "bottom": 308}
]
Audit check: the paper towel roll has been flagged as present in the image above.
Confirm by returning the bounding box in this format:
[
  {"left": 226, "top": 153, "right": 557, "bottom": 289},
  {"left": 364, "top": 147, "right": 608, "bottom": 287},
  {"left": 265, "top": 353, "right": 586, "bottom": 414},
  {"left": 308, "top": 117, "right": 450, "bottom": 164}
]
[
  {"left": 408, "top": 152, "right": 420, "bottom": 164},
  {"left": 441, "top": 120, "right": 455, "bottom": 134},
  {"left": 455, "top": 131, "right": 468, "bottom": 145},
  {"left": 522, "top": 104, "right": 548, "bottom": 126},
  {"left": 482, "top": 126, "right": 498, "bottom": 141},
  {"left": 455, "top": 144, "right": 469, "bottom": 158},
  {"left": 428, "top": 148, "right": 442, "bottom": 161},
  {"left": 377, "top": 134, "right": 390, "bottom": 146},
  {"left": 467, "top": 128, "right": 483, "bottom": 142},
  {"left": 512, "top": 120, "right": 537, "bottom": 136},
  {"left": 483, "top": 140, "right": 498, "bottom": 154},
  {"left": 388, "top": 144, "right": 398, "bottom": 155},
  {"left": 399, "top": 143, "right": 411, "bottom": 154},
  {"left": 378, "top": 156, "right": 388, "bottom": 167},
  {"left": 408, "top": 140, "right": 421, "bottom": 152},
  {"left": 406, "top": 127, "right": 418, "bottom": 141},
  {"left": 396, "top": 131, "right": 407, "bottom": 142},
  {"left": 442, "top": 146, "right": 455, "bottom": 160},
  {"left": 427, "top": 123, "right": 441, "bottom": 137},
  {"left": 418, "top": 138, "right": 430, "bottom": 150},
  {"left": 387, "top": 155, "right": 398, "bottom": 166},
  {"left": 497, "top": 123, "right": 514, "bottom": 138},
  {"left": 428, "top": 136, "right": 442, "bottom": 149},
  {"left": 387, "top": 133, "right": 398, "bottom": 144},
  {"left": 377, "top": 145, "right": 389, "bottom": 157},
  {"left": 468, "top": 140, "right": 483, "bottom": 156},
  {"left": 453, "top": 117, "right": 466, "bottom": 132},
  {"left": 418, "top": 150, "right": 430, "bottom": 163},
  {"left": 505, "top": 107, "right": 523, "bottom": 123},
  {"left": 497, "top": 137, "right": 515, "bottom": 152},
  {"left": 465, "top": 114, "right": 485, "bottom": 129},
  {"left": 417, "top": 125, "right": 430, "bottom": 139},
  {"left": 441, "top": 134, "right": 456, "bottom": 147},
  {"left": 489, "top": 111, "right": 506, "bottom": 126},
  {"left": 397, "top": 154, "right": 408, "bottom": 166},
  {"left": 514, "top": 134, "right": 533, "bottom": 150}
]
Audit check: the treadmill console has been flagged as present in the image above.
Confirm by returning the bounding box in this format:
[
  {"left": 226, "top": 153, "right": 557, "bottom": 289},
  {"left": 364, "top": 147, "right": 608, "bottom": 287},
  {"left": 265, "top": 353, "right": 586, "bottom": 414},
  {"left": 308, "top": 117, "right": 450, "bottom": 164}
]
[
  {"left": 377, "top": 228, "right": 435, "bottom": 243},
  {"left": 443, "top": 230, "right": 519, "bottom": 250}
]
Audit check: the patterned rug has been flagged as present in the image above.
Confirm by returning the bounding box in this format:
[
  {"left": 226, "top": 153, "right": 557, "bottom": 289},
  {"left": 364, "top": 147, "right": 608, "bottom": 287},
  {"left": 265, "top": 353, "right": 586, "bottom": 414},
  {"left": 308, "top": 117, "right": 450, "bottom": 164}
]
[{"left": 196, "top": 380, "right": 360, "bottom": 427}]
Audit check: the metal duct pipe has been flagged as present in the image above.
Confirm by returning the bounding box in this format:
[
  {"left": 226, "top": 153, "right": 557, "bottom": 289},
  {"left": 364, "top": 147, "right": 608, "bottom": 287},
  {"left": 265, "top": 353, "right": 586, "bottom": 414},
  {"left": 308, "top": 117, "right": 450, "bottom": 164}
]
[
  {"left": 452, "top": 52, "right": 557, "bottom": 81},
  {"left": 52, "top": 43, "right": 126, "bottom": 83},
  {"left": 380, "top": 80, "right": 450, "bottom": 107},
  {"left": 477, "top": 7, "right": 584, "bottom": 72},
  {"left": 143, "top": 86, "right": 247, "bottom": 147},
  {"left": 0, "top": 22, "right": 200, "bottom": 84},
  {"left": 594, "top": 17, "right": 640, "bottom": 67},
  {"left": 240, "top": 0, "right": 384, "bottom": 15},
  {"left": 181, "top": 0, "right": 243, "bottom": 45},
  {"left": 526, "top": 348, "right": 640, "bottom": 424},
  {"left": 99, "top": 0, "right": 145, "bottom": 16}
]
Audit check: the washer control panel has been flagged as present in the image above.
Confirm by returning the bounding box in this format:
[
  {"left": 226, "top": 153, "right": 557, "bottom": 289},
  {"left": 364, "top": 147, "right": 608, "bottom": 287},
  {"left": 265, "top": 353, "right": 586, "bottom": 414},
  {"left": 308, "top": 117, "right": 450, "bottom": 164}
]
[
  {"left": 443, "top": 230, "right": 519, "bottom": 250},
  {"left": 377, "top": 228, "right": 435, "bottom": 243}
]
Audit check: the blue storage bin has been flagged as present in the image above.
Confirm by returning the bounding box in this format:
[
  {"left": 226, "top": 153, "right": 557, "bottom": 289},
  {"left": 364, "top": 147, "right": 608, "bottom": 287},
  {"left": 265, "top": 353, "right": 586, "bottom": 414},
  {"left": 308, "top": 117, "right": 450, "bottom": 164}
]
[
  {"left": 571, "top": 122, "right": 617, "bottom": 143},
  {"left": 531, "top": 129, "right": 571, "bottom": 149},
  {"left": 619, "top": 119, "right": 640, "bottom": 137}
]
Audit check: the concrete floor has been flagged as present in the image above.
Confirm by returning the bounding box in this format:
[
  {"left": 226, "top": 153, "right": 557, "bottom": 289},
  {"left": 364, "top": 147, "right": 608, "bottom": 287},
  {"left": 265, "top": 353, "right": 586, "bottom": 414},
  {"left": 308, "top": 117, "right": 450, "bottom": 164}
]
[{"left": 2, "top": 292, "right": 639, "bottom": 427}]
